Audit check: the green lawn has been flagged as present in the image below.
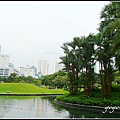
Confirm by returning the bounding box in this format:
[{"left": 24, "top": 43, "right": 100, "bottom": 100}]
[{"left": 0, "top": 83, "right": 69, "bottom": 94}]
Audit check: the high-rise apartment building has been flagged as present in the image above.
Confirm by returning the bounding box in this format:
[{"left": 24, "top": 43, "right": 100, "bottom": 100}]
[
  {"left": 94, "top": 61, "right": 99, "bottom": 73},
  {"left": 0, "top": 54, "right": 20, "bottom": 78},
  {"left": 0, "top": 54, "right": 10, "bottom": 67},
  {"left": 53, "top": 60, "right": 63, "bottom": 73},
  {"left": 37, "top": 60, "right": 49, "bottom": 76}
]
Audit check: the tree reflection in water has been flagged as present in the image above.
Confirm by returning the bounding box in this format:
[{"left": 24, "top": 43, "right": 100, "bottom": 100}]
[{"left": 0, "top": 96, "right": 120, "bottom": 118}]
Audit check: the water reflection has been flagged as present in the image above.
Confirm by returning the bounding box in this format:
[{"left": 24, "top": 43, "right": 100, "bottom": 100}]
[
  {"left": 52, "top": 100, "right": 120, "bottom": 118},
  {"left": 0, "top": 96, "right": 69, "bottom": 118},
  {"left": 0, "top": 96, "right": 120, "bottom": 119}
]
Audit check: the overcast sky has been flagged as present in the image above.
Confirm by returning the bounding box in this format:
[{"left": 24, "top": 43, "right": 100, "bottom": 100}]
[{"left": 0, "top": 1, "right": 110, "bottom": 74}]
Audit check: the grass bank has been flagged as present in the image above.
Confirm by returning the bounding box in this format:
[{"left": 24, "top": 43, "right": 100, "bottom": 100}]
[{"left": 0, "top": 83, "right": 69, "bottom": 94}]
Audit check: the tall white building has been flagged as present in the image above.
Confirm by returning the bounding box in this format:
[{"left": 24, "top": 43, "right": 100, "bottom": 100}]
[
  {"left": 19, "top": 65, "right": 37, "bottom": 78},
  {"left": 54, "top": 60, "right": 63, "bottom": 73},
  {"left": 0, "top": 54, "right": 10, "bottom": 67},
  {"left": 37, "top": 60, "right": 49, "bottom": 76},
  {"left": 0, "top": 52, "right": 20, "bottom": 78},
  {"left": 94, "top": 61, "right": 99, "bottom": 73}
]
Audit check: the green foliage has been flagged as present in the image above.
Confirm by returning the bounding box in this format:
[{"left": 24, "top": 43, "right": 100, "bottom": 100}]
[
  {"left": 113, "top": 69, "right": 120, "bottom": 84},
  {"left": 0, "top": 76, "right": 7, "bottom": 83},
  {"left": 7, "top": 73, "right": 18, "bottom": 83},
  {"left": 56, "top": 84, "right": 120, "bottom": 107},
  {"left": 33, "top": 80, "right": 41, "bottom": 87},
  {"left": 25, "top": 76, "right": 34, "bottom": 83},
  {"left": 40, "top": 71, "right": 69, "bottom": 89},
  {"left": 111, "top": 84, "right": 120, "bottom": 92},
  {"left": 60, "top": 34, "right": 97, "bottom": 95},
  {"left": 3, "top": 74, "right": 37, "bottom": 84},
  {"left": 19, "top": 80, "right": 25, "bottom": 83}
]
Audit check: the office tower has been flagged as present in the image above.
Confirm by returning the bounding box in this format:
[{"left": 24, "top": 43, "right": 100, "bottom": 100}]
[
  {"left": 94, "top": 61, "right": 99, "bottom": 73},
  {"left": 37, "top": 60, "right": 49, "bottom": 76},
  {"left": 53, "top": 60, "right": 63, "bottom": 73},
  {"left": 0, "top": 54, "right": 20, "bottom": 78},
  {"left": 0, "top": 47, "right": 20, "bottom": 78},
  {"left": 0, "top": 45, "right": 1, "bottom": 54},
  {"left": 0, "top": 54, "right": 10, "bottom": 67}
]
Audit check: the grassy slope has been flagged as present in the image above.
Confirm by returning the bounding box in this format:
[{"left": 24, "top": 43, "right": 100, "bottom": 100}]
[{"left": 0, "top": 83, "right": 69, "bottom": 94}]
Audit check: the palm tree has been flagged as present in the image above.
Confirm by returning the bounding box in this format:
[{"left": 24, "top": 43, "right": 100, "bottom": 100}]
[
  {"left": 66, "top": 40, "right": 81, "bottom": 94},
  {"left": 60, "top": 34, "right": 96, "bottom": 96},
  {"left": 100, "top": 1, "right": 120, "bottom": 71},
  {"left": 60, "top": 42, "right": 78, "bottom": 94},
  {"left": 79, "top": 34, "right": 96, "bottom": 96},
  {"left": 96, "top": 1, "right": 120, "bottom": 98},
  {"left": 95, "top": 32, "right": 107, "bottom": 97}
]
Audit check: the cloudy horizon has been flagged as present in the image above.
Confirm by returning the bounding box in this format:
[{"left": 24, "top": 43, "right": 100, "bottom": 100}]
[{"left": 0, "top": 1, "right": 110, "bottom": 74}]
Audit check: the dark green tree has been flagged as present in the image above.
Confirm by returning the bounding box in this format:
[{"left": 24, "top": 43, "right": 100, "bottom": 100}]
[{"left": 96, "top": 1, "right": 120, "bottom": 98}]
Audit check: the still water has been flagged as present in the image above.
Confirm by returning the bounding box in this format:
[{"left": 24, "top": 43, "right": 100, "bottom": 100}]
[{"left": 0, "top": 96, "right": 120, "bottom": 119}]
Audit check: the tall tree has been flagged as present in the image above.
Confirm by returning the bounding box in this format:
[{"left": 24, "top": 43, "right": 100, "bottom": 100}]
[
  {"left": 79, "top": 34, "right": 96, "bottom": 96},
  {"left": 60, "top": 34, "right": 96, "bottom": 96},
  {"left": 97, "top": 1, "right": 120, "bottom": 98},
  {"left": 60, "top": 43, "right": 77, "bottom": 94}
]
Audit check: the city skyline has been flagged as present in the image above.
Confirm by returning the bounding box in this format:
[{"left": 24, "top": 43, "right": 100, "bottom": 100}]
[
  {"left": 0, "top": 1, "right": 110, "bottom": 74},
  {"left": 0, "top": 49, "right": 63, "bottom": 77}
]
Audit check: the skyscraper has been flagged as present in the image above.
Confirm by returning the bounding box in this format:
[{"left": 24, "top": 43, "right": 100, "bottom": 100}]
[
  {"left": 0, "top": 54, "right": 20, "bottom": 78},
  {"left": 0, "top": 45, "right": 1, "bottom": 54},
  {"left": 37, "top": 60, "right": 49, "bottom": 76},
  {"left": 0, "top": 54, "right": 10, "bottom": 67},
  {"left": 53, "top": 60, "right": 63, "bottom": 73}
]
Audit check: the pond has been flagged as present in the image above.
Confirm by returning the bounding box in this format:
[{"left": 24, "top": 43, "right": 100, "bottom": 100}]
[{"left": 0, "top": 96, "right": 120, "bottom": 119}]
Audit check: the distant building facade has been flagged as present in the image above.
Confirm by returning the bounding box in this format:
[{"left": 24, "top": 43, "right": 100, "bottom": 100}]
[
  {"left": 53, "top": 60, "right": 63, "bottom": 73},
  {"left": 37, "top": 60, "right": 49, "bottom": 76},
  {"left": 0, "top": 54, "right": 20, "bottom": 78},
  {"left": 0, "top": 54, "right": 10, "bottom": 67},
  {"left": 19, "top": 65, "right": 37, "bottom": 78}
]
